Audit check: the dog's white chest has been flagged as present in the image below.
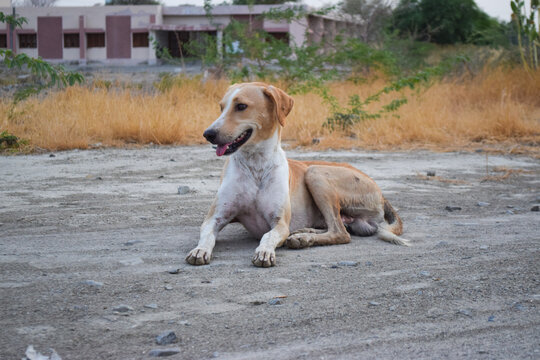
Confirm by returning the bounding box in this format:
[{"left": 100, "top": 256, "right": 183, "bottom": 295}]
[{"left": 218, "top": 150, "right": 289, "bottom": 239}]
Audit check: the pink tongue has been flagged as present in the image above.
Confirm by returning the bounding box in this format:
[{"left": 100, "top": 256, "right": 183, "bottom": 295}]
[{"left": 216, "top": 143, "right": 230, "bottom": 157}]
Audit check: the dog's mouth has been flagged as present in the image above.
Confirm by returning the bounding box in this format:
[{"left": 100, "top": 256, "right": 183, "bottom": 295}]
[{"left": 214, "top": 129, "right": 253, "bottom": 157}]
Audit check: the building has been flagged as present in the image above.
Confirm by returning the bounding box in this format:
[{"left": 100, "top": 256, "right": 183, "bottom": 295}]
[{"left": 0, "top": 4, "right": 359, "bottom": 65}]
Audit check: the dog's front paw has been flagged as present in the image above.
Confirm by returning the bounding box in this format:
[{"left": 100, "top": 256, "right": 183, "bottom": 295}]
[
  {"left": 285, "top": 233, "right": 314, "bottom": 249},
  {"left": 252, "top": 246, "right": 276, "bottom": 268},
  {"left": 186, "top": 247, "right": 212, "bottom": 265}
]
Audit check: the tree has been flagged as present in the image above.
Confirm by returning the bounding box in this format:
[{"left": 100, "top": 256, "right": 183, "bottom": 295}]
[
  {"left": 106, "top": 0, "right": 161, "bottom": 5},
  {"left": 391, "top": 0, "right": 496, "bottom": 44},
  {"left": 340, "top": 0, "right": 392, "bottom": 43},
  {"left": 232, "top": 0, "right": 297, "bottom": 5}
]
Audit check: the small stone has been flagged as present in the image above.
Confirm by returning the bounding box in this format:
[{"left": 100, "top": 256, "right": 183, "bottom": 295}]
[
  {"left": 123, "top": 240, "right": 143, "bottom": 246},
  {"left": 212, "top": 351, "right": 220, "bottom": 358},
  {"left": 365, "top": 261, "right": 373, "bottom": 266},
  {"left": 368, "top": 301, "right": 380, "bottom": 306},
  {"left": 312, "top": 138, "right": 320, "bottom": 145},
  {"left": 112, "top": 304, "right": 133, "bottom": 313},
  {"left": 477, "top": 202, "right": 490, "bottom": 207},
  {"left": 426, "top": 171, "right": 436, "bottom": 177},
  {"left": 337, "top": 261, "right": 358, "bottom": 267},
  {"left": 479, "top": 245, "right": 488, "bottom": 250},
  {"left": 330, "top": 265, "right": 339, "bottom": 269},
  {"left": 95, "top": 176, "right": 103, "bottom": 180},
  {"left": 177, "top": 186, "right": 190, "bottom": 195},
  {"left": 158, "top": 175, "right": 165, "bottom": 179},
  {"left": 144, "top": 303, "right": 158, "bottom": 309},
  {"left": 179, "top": 320, "right": 190, "bottom": 326},
  {"left": 389, "top": 305, "right": 396, "bottom": 311},
  {"left": 81, "top": 280, "right": 103, "bottom": 287},
  {"left": 49, "top": 153, "right": 56, "bottom": 157},
  {"left": 419, "top": 270, "right": 431, "bottom": 277},
  {"left": 531, "top": 205, "right": 539, "bottom": 212},
  {"left": 268, "top": 298, "right": 283, "bottom": 305},
  {"left": 435, "top": 241, "right": 449, "bottom": 247},
  {"left": 445, "top": 206, "right": 462, "bottom": 212},
  {"left": 155, "top": 331, "right": 177, "bottom": 345},
  {"left": 507, "top": 205, "right": 514, "bottom": 208},
  {"left": 167, "top": 268, "right": 180, "bottom": 274},
  {"left": 506, "top": 210, "right": 515, "bottom": 215},
  {"left": 164, "top": 285, "right": 173, "bottom": 290},
  {"left": 148, "top": 348, "right": 181, "bottom": 357},
  {"left": 458, "top": 309, "right": 472, "bottom": 317},
  {"left": 512, "top": 302, "right": 526, "bottom": 311},
  {"left": 169, "top": 159, "right": 175, "bottom": 162},
  {"left": 488, "top": 315, "right": 495, "bottom": 322}
]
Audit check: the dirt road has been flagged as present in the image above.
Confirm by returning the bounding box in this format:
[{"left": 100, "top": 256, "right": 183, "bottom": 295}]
[{"left": 1, "top": 146, "right": 539, "bottom": 359}]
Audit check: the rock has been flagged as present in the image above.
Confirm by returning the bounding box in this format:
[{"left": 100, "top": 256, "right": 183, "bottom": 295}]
[
  {"left": 49, "top": 153, "right": 56, "bottom": 158},
  {"left": 426, "top": 171, "right": 436, "bottom": 177},
  {"left": 169, "top": 159, "right": 175, "bottom": 162},
  {"left": 167, "top": 268, "right": 180, "bottom": 274},
  {"left": 164, "top": 285, "right": 173, "bottom": 290},
  {"left": 155, "top": 331, "right": 177, "bottom": 345},
  {"left": 506, "top": 210, "right": 515, "bottom": 215},
  {"left": 312, "top": 138, "right": 320, "bottom": 145},
  {"left": 477, "top": 202, "right": 490, "bottom": 207},
  {"left": 419, "top": 270, "right": 431, "bottom": 277},
  {"left": 458, "top": 309, "right": 472, "bottom": 317},
  {"left": 212, "top": 352, "right": 220, "bottom": 358},
  {"left": 123, "top": 240, "right": 143, "bottom": 246},
  {"left": 177, "top": 186, "right": 190, "bottom": 195},
  {"left": 80, "top": 280, "right": 103, "bottom": 287},
  {"left": 112, "top": 304, "right": 133, "bottom": 313},
  {"left": 512, "top": 302, "right": 526, "bottom": 311},
  {"left": 389, "top": 305, "right": 396, "bottom": 311},
  {"left": 479, "top": 245, "right": 488, "bottom": 250},
  {"left": 445, "top": 206, "right": 462, "bottom": 212},
  {"left": 144, "top": 303, "right": 158, "bottom": 309},
  {"left": 488, "top": 315, "right": 495, "bottom": 322},
  {"left": 158, "top": 175, "right": 164, "bottom": 179},
  {"left": 337, "top": 261, "right": 358, "bottom": 267},
  {"left": 24, "top": 345, "right": 62, "bottom": 360},
  {"left": 368, "top": 301, "right": 380, "bottom": 306},
  {"left": 435, "top": 241, "right": 449, "bottom": 247},
  {"left": 148, "top": 348, "right": 181, "bottom": 357},
  {"left": 531, "top": 205, "right": 539, "bottom": 212},
  {"left": 268, "top": 298, "right": 283, "bottom": 305}
]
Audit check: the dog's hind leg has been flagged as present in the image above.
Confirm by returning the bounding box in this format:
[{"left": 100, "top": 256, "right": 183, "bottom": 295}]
[{"left": 286, "top": 165, "right": 359, "bottom": 249}]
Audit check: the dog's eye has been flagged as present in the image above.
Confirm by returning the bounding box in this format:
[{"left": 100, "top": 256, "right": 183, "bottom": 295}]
[{"left": 236, "top": 103, "right": 247, "bottom": 111}]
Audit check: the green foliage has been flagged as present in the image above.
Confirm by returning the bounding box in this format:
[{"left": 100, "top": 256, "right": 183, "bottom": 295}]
[
  {"left": 0, "top": 12, "right": 84, "bottom": 104},
  {"left": 0, "top": 130, "right": 28, "bottom": 151},
  {"left": 1, "top": 50, "right": 84, "bottom": 104},
  {"left": 392, "top": 0, "right": 506, "bottom": 45},
  {"left": 232, "top": 0, "right": 297, "bottom": 4},
  {"left": 511, "top": 0, "right": 539, "bottom": 72},
  {"left": 324, "top": 55, "right": 468, "bottom": 130}
]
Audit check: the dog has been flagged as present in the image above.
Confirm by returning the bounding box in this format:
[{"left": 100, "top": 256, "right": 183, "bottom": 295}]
[{"left": 186, "top": 82, "right": 409, "bottom": 267}]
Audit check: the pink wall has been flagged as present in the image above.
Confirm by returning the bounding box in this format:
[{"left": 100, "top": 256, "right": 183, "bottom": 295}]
[{"left": 37, "top": 17, "right": 62, "bottom": 59}]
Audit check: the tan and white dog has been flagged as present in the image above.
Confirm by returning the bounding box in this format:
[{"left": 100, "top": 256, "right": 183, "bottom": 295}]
[{"left": 186, "top": 82, "right": 409, "bottom": 267}]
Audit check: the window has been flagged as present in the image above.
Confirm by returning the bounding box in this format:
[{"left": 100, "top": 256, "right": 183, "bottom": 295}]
[
  {"left": 19, "top": 34, "right": 37, "bottom": 48},
  {"left": 64, "top": 33, "right": 79, "bottom": 48},
  {"left": 0, "top": 34, "right": 6, "bottom": 48},
  {"left": 87, "top": 33, "right": 105, "bottom": 48},
  {"left": 132, "top": 32, "right": 149, "bottom": 48}
]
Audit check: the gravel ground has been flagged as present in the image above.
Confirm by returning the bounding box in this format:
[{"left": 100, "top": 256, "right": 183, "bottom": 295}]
[{"left": 1, "top": 146, "right": 539, "bottom": 359}]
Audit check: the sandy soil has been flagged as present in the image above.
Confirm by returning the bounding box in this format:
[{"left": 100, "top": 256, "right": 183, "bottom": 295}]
[{"left": 1, "top": 146, "right": 539, "bottom": 359}]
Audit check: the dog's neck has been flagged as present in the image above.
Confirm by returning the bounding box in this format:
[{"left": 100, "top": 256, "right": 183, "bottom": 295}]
[{"left": 232, "top": 129, "right": 285, "bottom": 181}]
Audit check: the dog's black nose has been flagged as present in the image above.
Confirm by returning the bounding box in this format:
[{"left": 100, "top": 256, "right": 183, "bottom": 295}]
[{"left": 203, "top": 129, "right": 218, "bottom": 143}]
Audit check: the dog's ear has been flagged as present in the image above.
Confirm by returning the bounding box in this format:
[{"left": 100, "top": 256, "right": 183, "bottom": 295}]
[{"left": 263, "top": 85, "right": 294, "bottom": 127}]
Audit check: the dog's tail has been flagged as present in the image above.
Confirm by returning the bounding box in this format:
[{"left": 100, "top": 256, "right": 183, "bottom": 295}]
[{"left": 377, "top": 198, "right": 410, "bottom": 246}]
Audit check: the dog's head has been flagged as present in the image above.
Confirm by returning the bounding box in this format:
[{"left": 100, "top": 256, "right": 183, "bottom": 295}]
[{"left": 203, "top": 82, "right": 294, "bottom": 156}]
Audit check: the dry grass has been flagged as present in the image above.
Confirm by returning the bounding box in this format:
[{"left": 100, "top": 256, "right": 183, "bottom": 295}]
[
  {"left": 481, "top": 166, "right": 535, "bottom": 182},
  {"left": 1, "top": 67, "right": 539, "bottom": 153}
]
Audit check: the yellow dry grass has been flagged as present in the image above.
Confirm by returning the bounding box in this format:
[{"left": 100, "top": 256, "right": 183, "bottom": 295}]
[{"left": 1, "top": 67, "right": 539, "bottom": 153}]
